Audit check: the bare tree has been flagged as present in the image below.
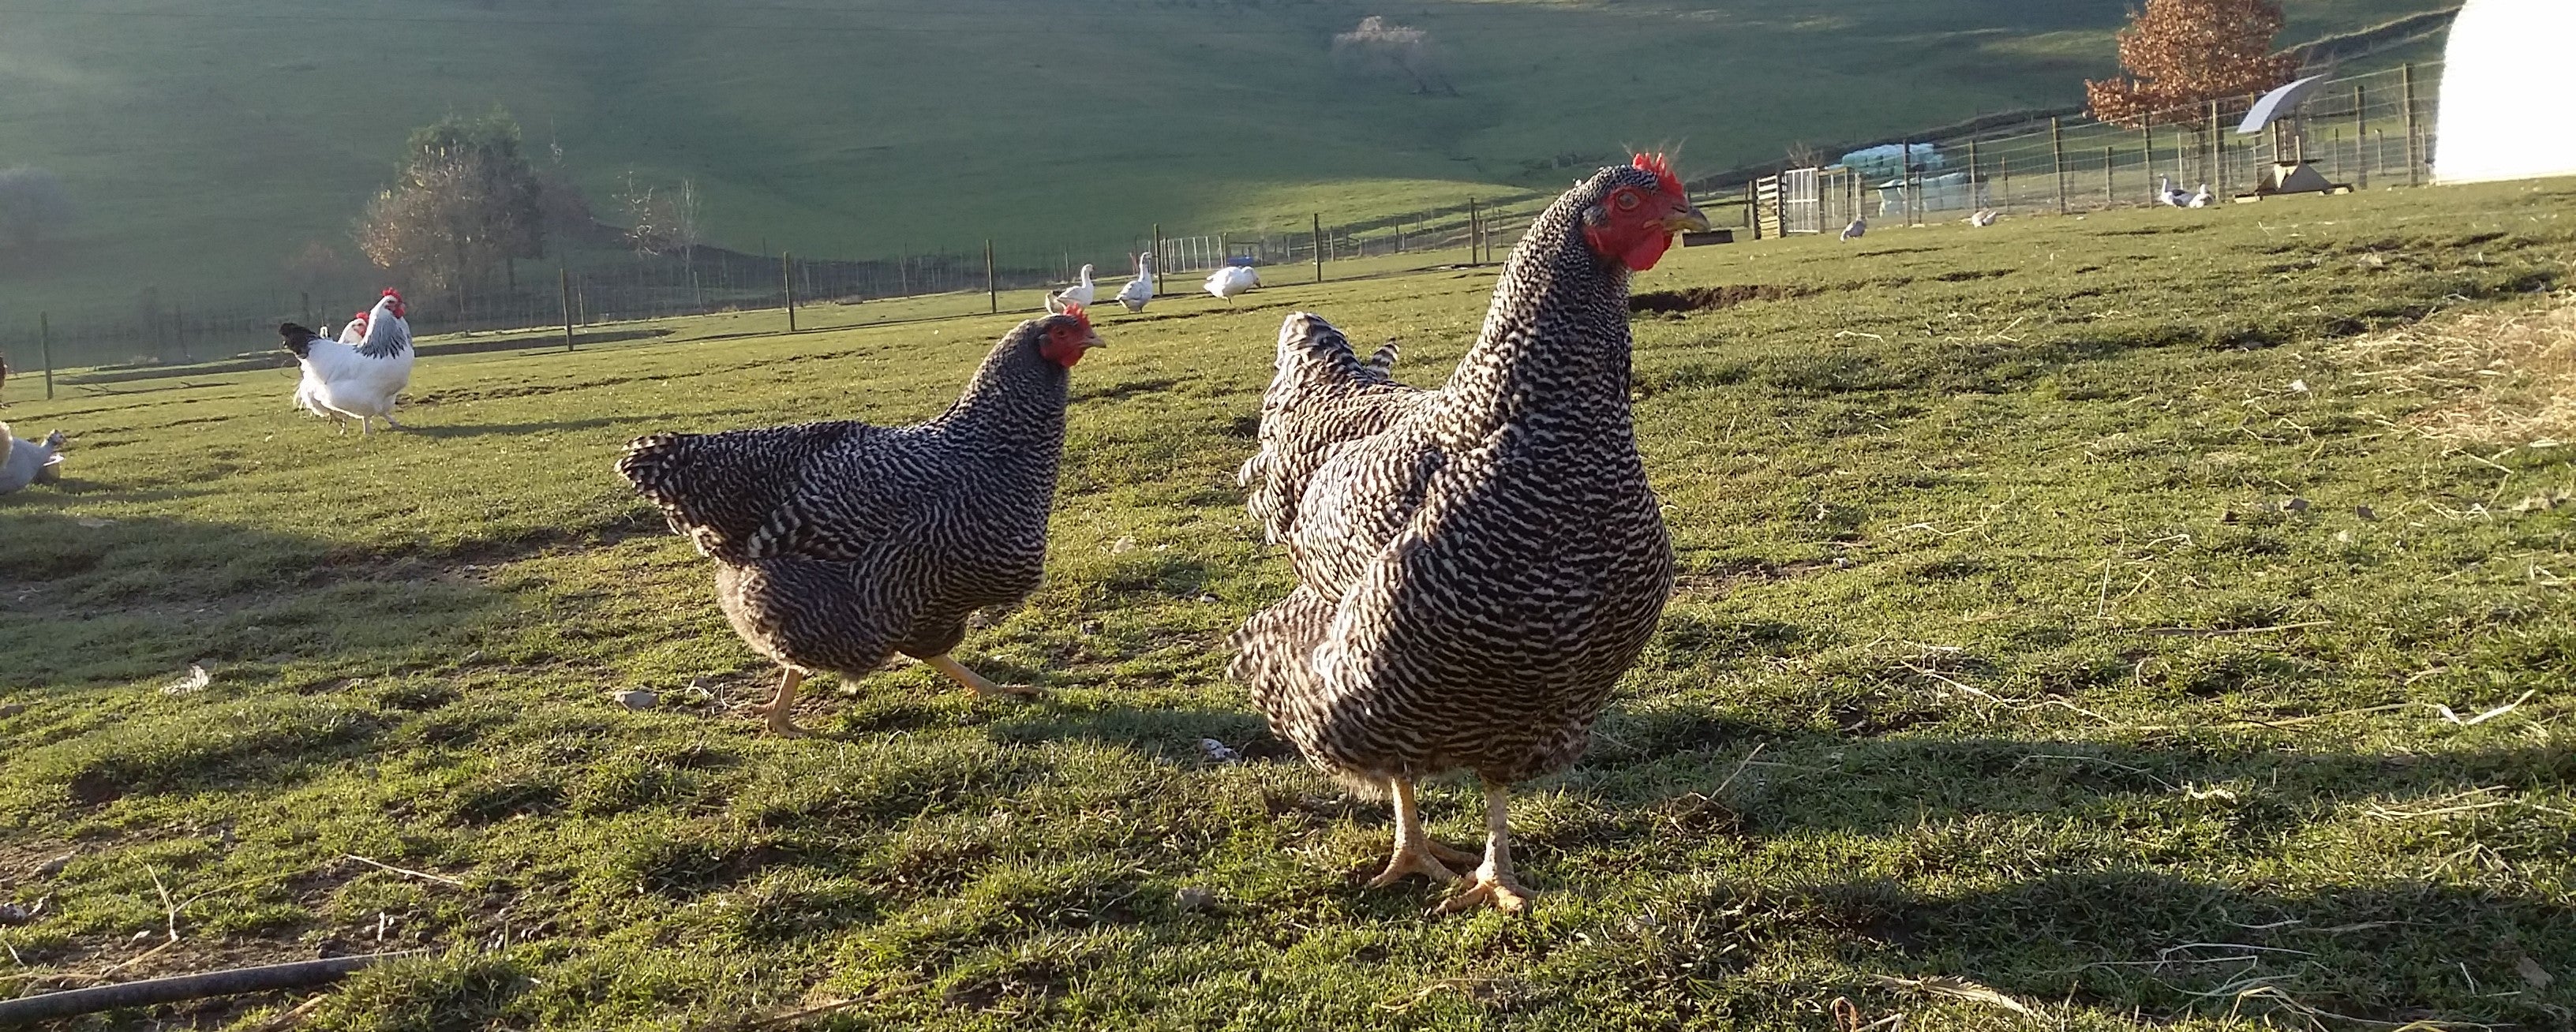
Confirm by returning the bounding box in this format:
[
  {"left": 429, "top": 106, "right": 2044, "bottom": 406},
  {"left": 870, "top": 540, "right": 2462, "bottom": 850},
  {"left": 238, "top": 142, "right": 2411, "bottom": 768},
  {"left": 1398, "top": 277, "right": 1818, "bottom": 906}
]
[
  {"left": 354, "top": 111, "right": 549, "bottom": 306},
  {"left": 1784, "top": 141, "right": 1823, "bottom": 170},
  {"left": 616, "top": 173, "right": 708, "bottom": 305},
  {"left": 1332, "top": 17, "right": 1458, "bottom": 95},
  {"left": 0, "top": 166, "right": 73, "bottom": 249}
]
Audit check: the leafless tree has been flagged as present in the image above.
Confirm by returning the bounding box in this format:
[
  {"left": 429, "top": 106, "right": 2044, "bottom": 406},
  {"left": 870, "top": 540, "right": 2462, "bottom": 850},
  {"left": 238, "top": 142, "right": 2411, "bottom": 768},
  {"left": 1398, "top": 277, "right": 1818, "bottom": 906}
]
[
  {"left": 616, "top": 172, "right": 707, "bottom": 302},
  {"left": 1332, "top": 17, "right": 1458, "bottom": 95}
]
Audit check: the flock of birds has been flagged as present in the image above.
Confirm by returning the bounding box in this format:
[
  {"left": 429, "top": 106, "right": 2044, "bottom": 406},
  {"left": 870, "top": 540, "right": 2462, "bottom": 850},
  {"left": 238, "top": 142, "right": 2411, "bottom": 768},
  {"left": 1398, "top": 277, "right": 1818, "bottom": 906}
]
[
  {"left": 1049, "top": 252, "right": 1264, "bottom": 316},
  {"left": 14, "top": 153, "right": 2235, "bottom": 913}
]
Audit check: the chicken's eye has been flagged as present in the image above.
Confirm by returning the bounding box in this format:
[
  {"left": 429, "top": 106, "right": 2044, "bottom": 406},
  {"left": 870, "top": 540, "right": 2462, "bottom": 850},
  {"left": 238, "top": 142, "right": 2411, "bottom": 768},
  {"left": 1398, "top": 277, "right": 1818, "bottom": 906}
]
[{"left": 1614, "top": 189, "right": 1641, "bottom": 212}]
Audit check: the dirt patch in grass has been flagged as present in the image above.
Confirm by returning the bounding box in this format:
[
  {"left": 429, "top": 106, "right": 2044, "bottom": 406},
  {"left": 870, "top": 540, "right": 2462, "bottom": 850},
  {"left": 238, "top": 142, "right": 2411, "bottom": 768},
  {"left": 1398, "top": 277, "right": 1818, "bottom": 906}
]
[{"left": 2334, "top": 289, "right": 2576, "bottom": 445}]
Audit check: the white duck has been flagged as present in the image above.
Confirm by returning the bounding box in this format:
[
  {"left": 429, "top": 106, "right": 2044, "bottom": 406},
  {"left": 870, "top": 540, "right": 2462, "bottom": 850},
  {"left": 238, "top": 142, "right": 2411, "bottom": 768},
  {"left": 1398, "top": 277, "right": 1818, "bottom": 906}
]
[
  {"left": 1051, "top": 264, "right": 1097, "bottom": 310},
  {"left": 2186, "top": 183, "right": 2215, "bottom": 208},
  {"left": 2155, "top": 177, "right": 2189, "bottom": 208},
  {"left": 0, "top": 423, "right": 65, "bottom": 495},
  {"left": 1839, "top": 217, "right": 1866, "bottom": 241},
  {"left": 282, "top": 290, "right": 414, "bottom": 435},
  {"left": 1114, "top": 252, "right": 1155, "bottom": 313},
  {"left": 1966, "top": 208, "right": 2000, "bottom": 227},
  {"left": 1204, "top": 264, "right": 1260, "bottom": 304}
]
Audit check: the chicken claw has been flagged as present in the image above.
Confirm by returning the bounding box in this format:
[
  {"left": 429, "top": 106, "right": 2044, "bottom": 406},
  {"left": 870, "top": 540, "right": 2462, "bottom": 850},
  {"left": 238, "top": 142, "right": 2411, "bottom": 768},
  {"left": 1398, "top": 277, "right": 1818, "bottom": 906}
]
[
  {"left": 760, "top": 669, "right": 810, "bottom": 738},
  {"left": 1435, "top": 869, "right": 1536, "bottom": 915}
]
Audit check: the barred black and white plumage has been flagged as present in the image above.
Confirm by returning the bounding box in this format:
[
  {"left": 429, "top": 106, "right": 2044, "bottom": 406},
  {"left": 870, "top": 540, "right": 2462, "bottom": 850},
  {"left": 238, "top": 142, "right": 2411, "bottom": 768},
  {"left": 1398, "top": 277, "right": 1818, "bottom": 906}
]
[
  {"left": 1229, "top": 157, "right": 1707, "bottom": 912},
  {"left": 617, "top": 309, "right": 1103, "bottom": 735},
  {"left": 1235, "top": 315, "right": 1421, "bottom": 544}
]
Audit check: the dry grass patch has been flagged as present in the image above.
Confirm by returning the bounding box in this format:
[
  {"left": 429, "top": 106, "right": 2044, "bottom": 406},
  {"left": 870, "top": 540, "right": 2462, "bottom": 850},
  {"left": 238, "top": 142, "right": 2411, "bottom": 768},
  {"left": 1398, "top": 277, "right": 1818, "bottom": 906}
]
[{"left": 2337, "top": 287, "right": 2576, "bottom": 446}]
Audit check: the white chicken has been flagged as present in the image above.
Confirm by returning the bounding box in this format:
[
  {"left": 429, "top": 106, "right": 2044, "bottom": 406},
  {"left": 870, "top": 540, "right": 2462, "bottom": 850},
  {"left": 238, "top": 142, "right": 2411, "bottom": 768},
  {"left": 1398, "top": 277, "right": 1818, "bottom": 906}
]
[
  {"left": 1050, "top": 264, "right": 1097, "bottom": 310},
  {"left": 2187, "top": 183, "right": 2215, "bottom": 208},
  {"left": 1839, "top": 217, "right": 1866, "bottom": 241},
  {"left": 0, "top": 422, "right": 65, "bottom": 495},
  {"left": 336, "top": 311, "right": 369, "bottom": 345},
  {"left": 1115, "top": 252, "right": 1155, "bottom": 313},
  {"left": 1204, "top": 264, "right": 1260, "bottom": 304},
  {"left": 2156, "top": 177, "right": 2189, "bottom": 208},
  {"left": 280, "top": 290, "right": 414, "bottom": 435},
  {"left": 1966, "top": 208, "right": 2000, "bottom": 227}
]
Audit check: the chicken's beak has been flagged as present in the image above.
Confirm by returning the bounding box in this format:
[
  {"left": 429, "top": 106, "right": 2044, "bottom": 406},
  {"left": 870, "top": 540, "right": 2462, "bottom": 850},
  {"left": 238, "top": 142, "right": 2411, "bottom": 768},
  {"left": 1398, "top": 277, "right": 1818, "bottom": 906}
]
[
  {"left": 1663, "top": 202, "right": 1712, "bottom": 234},
  {"left": 1082, "top": 330, "right": 1106, "bottom": 350}
]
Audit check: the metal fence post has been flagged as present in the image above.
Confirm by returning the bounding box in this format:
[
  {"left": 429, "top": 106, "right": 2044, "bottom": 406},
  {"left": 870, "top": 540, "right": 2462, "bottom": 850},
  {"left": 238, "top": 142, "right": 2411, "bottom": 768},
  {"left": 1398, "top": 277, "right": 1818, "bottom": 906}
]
[
  {"left": 2050, "top": 118, "right": 2067, "bottom": 214},
  {"left": 985, "top": 239, "right": 996, "bottom": 314},
  {"left": 560, "top": 268, "right": 575, "bottom": 351},
  {"left": 39, "top": 312, "right": 53, "bottom": 400},
  {"left": 782, "top": 252, "right": 796, "bottom": 332}
]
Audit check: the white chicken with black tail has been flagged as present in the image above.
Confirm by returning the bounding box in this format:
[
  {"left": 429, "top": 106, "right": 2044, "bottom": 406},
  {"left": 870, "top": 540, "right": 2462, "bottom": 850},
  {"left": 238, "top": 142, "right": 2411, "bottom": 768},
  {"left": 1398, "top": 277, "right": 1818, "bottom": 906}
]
[{"left": 280, "top": 289, "right": 414, "bottom": 435}]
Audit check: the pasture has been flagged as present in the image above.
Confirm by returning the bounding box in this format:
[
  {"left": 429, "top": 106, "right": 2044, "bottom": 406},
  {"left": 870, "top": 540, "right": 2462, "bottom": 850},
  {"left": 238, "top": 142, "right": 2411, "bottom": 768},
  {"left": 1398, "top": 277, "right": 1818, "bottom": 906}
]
[{"left": 2, "top": 177, "right": 2572, "bottom": 1030}]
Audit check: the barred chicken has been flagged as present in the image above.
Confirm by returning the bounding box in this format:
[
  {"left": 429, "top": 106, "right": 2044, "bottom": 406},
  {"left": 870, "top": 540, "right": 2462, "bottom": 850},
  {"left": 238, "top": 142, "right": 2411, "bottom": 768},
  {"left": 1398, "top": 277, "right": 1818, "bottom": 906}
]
[
  {"left": 1230, "top": 156, "right": 1705, "bottom": 913},
  {"left": 616, "top": 307, "right": 1103, "bottom": 736}
]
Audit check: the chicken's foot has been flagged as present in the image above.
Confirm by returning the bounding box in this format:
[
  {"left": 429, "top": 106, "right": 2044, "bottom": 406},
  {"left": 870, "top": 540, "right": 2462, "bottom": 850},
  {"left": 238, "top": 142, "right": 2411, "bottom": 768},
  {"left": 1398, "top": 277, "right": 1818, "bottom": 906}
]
[
  {"left": 1367, "top": 778, "right": 1477, "bottom": 888},
  {"left": 382, "top": 413, "right": 405, "bottom": 430},
  {"left": 926, "top": 654, "right": 1040, "bottom": 697},
  {"left": 759, "top": 668, "right": 809, "bottom": 738},
  {"left": 1435, "top": 781, "right": 1536, "bottom": 915}
]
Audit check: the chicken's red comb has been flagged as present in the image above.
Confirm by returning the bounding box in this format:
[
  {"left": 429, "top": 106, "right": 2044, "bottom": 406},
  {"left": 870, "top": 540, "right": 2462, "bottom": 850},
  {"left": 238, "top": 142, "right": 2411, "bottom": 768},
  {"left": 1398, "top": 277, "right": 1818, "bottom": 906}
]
[
  {"left": 382, "top": 288, "right": 402, "bottom": 301},
  {"left": 1057, "top": 301, "right": 1091, "bottom": 328},
  {"left": 1633, "top": 152, "right": 1683, "bottom": 196}
]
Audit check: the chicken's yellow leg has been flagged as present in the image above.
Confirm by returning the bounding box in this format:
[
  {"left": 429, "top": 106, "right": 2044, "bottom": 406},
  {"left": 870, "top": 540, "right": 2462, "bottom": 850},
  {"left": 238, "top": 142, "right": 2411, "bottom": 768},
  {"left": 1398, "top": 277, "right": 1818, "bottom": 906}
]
[
  {"left": 1436, "top": 781, "right": 1537, "bottom": 914},
  {"left": 924, "top": 654, "right": 1042, "bottom": 697},
  {"left": 1367, "top": 777, "right": 1476, "bottom": 888},
  {"left": 760, "top": 668, "right": 808, "bottom": 738}
]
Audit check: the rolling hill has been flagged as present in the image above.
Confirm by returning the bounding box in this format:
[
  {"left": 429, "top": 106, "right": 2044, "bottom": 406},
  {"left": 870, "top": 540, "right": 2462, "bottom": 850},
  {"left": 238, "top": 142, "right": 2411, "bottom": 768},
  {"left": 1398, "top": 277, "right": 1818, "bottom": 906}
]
[{"left": 0, "top": 0, "right": 2451, "bottom": 325}]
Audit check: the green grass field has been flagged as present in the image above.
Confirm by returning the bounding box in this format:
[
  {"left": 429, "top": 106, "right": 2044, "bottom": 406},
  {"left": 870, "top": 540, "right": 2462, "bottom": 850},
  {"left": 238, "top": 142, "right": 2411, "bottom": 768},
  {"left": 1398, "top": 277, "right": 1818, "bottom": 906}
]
[
  {"left": 3, "top": 175, "right": 2572, "bottom": 1030},
  {"left": 0, "top": 0, "right": 2451, "bottom": 323}
]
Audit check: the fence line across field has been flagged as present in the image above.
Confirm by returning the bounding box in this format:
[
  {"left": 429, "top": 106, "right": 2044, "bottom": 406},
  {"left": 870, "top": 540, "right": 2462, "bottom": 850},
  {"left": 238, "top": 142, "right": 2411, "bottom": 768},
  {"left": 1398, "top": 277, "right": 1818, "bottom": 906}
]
[
  {"left": 1735, "top": 62, "right": 2443, "bottom": 238},
  {"left": 0, "top": 61, "right": 2443, "bottom": 385}
]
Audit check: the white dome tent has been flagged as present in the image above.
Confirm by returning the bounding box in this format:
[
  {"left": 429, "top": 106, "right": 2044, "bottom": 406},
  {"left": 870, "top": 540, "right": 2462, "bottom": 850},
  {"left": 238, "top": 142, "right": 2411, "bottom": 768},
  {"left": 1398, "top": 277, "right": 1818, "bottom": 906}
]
[{"left": 2434, "top": 0, "right": 2576, "bottom": 184}]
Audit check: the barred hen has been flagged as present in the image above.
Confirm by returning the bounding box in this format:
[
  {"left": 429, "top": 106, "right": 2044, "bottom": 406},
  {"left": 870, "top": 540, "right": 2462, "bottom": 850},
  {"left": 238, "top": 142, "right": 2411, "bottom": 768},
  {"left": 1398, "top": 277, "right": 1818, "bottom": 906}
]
[
  {"left": 617, "top": 308, "right": 1103, "bottom": 736},
  {"left": 1230, "top": 156, "right": 1705, "bottom": 912}
]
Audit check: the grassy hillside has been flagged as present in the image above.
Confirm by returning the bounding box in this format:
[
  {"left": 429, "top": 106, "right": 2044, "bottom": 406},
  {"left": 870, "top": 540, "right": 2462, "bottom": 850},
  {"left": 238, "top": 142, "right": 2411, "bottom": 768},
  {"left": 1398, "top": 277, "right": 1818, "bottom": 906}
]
[
  {"left": 2, "top": 176, "right": 2570, "bottom": 1029},
  {"left": 0, "top": 0, "right": 2451, "bottom": 323}
]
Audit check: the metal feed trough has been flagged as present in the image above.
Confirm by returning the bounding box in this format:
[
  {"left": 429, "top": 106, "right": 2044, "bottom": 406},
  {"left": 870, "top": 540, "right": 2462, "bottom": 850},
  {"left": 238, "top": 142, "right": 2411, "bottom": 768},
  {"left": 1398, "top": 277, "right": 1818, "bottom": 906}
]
[{"left": 2233, "top": 75, "right": 2354, "bottom": 201}]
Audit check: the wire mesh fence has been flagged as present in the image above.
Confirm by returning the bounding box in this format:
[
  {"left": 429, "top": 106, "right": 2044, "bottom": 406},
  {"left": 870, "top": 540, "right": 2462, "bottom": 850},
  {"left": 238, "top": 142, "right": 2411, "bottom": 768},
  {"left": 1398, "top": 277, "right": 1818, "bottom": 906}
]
[{"left": 1735, "top": 62, "right": 2443, "bottom": 236}]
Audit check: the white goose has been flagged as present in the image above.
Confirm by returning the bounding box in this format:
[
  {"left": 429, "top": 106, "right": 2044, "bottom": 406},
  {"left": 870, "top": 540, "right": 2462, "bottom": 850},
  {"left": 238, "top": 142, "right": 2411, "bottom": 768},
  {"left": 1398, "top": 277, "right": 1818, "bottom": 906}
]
[
  {"left": 1114, "top": 252, "right": 1155, "bottom": 313},
  {"left": 2155, "top": 176, "right": 2189, "bottom": 208},
  {"left": 1204, "top": 264, "right": 1260, "bottom": 304},
  {"left": 1050, "top": 264, "right": 1097, "bottom": 310},
  {"left": 2186, "top": 183, "right": 2215, "bottom": 208}
]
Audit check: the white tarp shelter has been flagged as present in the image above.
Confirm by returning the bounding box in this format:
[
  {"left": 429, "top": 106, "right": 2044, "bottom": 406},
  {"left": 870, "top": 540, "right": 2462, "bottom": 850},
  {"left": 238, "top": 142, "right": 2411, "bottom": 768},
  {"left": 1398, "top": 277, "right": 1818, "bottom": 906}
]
[{"left": 2435, "top": 0, "right": 2576, "bottom": 184}]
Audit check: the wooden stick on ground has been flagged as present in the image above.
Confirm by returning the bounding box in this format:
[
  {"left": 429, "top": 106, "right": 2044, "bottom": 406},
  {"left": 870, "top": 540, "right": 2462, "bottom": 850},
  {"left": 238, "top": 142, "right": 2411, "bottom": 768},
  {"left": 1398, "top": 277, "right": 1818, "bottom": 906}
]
[{"left": 0, "top": 951, "right": 425, "bottom": 1024}]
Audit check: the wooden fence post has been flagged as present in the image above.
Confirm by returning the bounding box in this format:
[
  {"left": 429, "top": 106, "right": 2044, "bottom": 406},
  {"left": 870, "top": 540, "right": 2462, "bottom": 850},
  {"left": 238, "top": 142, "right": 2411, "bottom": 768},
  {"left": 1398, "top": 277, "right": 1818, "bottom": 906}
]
[
  {"left": 1152, "top": 224, "right": 1164, "bottom": 290},
  {"left": 2141, "top": 108, "right": 2154, "bottom": 187},
  {"left": 560, "top": 268, "right": 575, "bottom": 351},
  {"left": 1966, "top": 136, "right": 1980, "bottom": 208},
  {"left": 1312, "top": 213, "right": 1325, "bottom": 282},
  {"left": 2402, "top": 64, "right": 2420, "bottom": 186},
  {"left": 39, "top": 312, "right": 53, "bottom": 400},
  {"left": 2102, "top": 146, "right": 2114, "bottom": 204},
  {"left": 782, "top": 252, "right": 796, "bottom": 332},
  {"left": 2352, "top": 84, "right": 2368, "bottom": 189},
  {"left": 2208, "top": 99, "right": 2222, "bottom": 186},
  {"left": 1466, "top": 199, "right": 1479, "bottom": 263},
  {"left": 2050, "top": 118, "right": 2067, "bottom": 214},
  {"left": 985, "top": 239, "right": 997, "bottom": 314}
]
